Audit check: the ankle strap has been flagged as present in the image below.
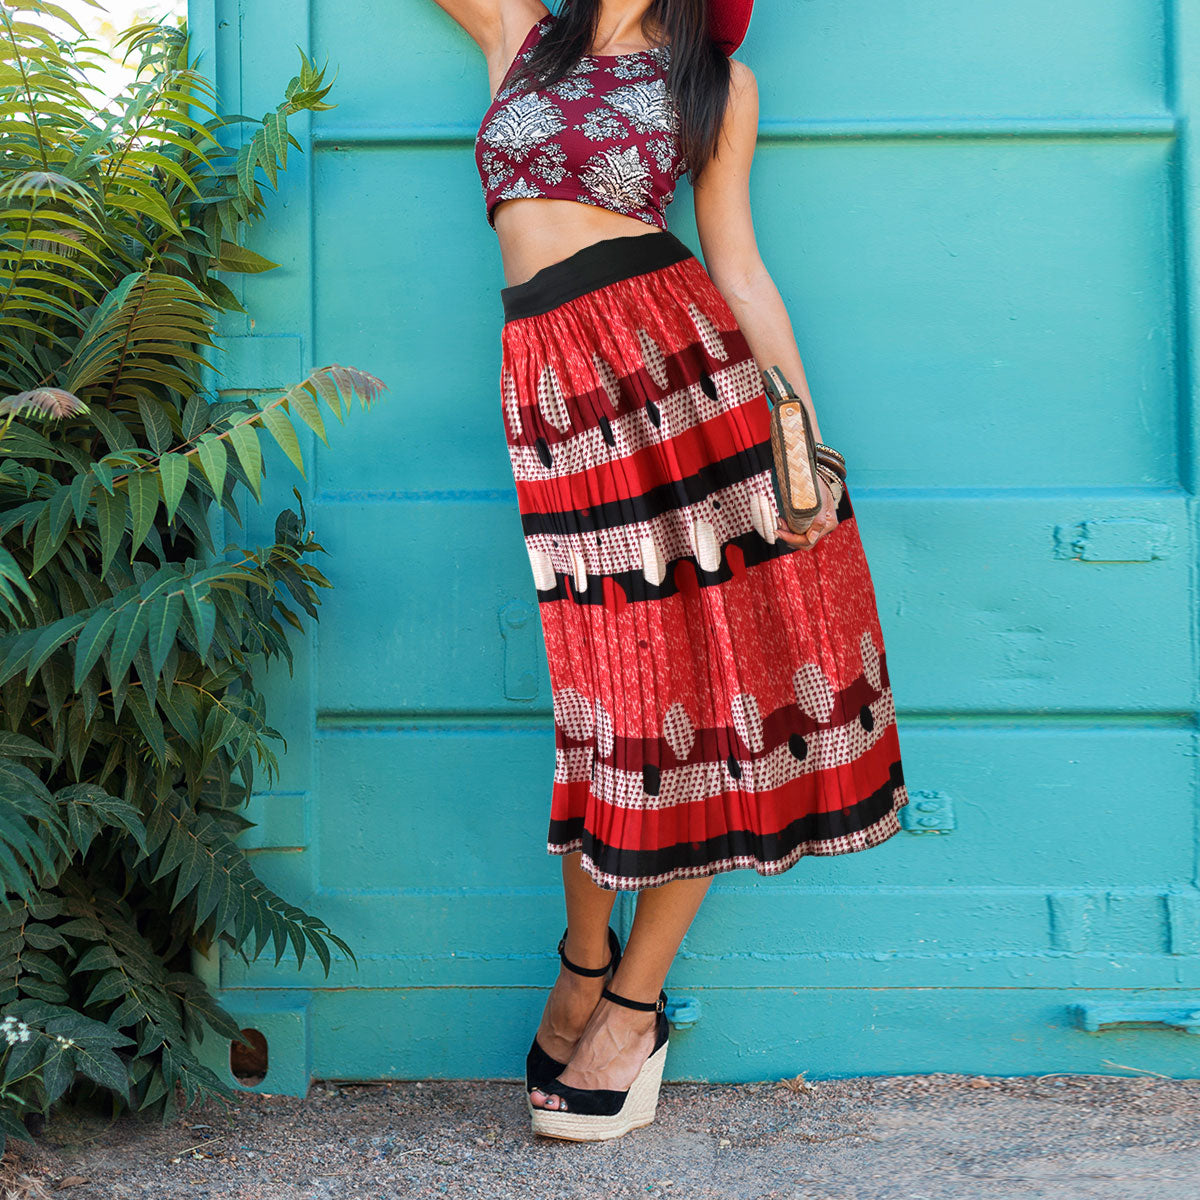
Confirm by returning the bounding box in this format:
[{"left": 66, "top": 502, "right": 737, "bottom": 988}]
[
  {"left": 602, "top": 985, "right": 667, "bottom": 1014},
  {"left": 557, "top": 926, "right": 620, "bottom": 978}
]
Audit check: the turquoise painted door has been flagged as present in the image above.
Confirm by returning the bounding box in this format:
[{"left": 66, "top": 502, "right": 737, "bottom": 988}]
[{"left": 191, "top": 0, "right": 1200, "bottom": 1093}]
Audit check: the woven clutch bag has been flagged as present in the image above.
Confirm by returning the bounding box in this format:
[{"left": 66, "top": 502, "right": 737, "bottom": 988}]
[{"left": 761, "top": 365, "right": 822, "bottom": 535}]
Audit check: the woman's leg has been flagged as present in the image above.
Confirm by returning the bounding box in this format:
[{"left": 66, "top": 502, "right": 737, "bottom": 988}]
[
  {"left": 532, "top": 852, "right": 620, "bottom": 1065},
  {"left": 530, "top": 873, "right": 713, "bottom": 1109}
]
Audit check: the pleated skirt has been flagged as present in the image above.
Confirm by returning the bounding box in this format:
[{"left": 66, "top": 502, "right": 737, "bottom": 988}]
[{"left": 498, "top": 229, "right": 908, "bottom": 891}]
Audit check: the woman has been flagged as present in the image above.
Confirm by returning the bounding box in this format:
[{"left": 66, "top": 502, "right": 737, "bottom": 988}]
[{"left": 430, "top": 0, "right": 908, "bottom": 1141}]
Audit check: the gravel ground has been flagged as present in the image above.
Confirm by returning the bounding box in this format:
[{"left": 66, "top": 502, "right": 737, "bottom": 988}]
[{"left": 4, "top": 1072, "right": 1200, "bottom": 1200}]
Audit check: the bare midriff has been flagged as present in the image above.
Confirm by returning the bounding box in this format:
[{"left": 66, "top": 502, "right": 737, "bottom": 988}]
[{"left": 493, "top": 197, "right": 665, "bottom": 289}]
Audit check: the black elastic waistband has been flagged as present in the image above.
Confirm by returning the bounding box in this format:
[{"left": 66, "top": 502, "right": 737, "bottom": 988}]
[{"left": 501, "top": 229, "right": 695, "bottom": 322}]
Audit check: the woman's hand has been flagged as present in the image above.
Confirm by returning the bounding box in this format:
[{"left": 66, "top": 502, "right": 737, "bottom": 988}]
[{"left": 776, "top": 474, "right": 838, "bottom": 551}]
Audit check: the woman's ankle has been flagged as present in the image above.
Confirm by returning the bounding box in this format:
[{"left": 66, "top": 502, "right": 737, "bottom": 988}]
[
  {"left": 560, "top": 927, "right": 614, "bottom": 974},
  {"left": 604, "top": 969, "right": 665, "bottom": 1010}
]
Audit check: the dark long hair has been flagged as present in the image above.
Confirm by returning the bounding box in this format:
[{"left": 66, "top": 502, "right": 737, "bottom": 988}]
[{"left": 504, "top": 0, "right": 733, "bottom": 182}]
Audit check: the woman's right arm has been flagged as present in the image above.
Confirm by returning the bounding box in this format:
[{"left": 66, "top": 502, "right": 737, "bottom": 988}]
[{"left": 428, "top": 0, "right": 547, "bottom": 66}]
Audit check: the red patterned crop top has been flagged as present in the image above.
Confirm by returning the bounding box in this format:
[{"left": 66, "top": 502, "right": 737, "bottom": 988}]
[{"left": 474, "top": 12, "right": 688, "bottom": 230}]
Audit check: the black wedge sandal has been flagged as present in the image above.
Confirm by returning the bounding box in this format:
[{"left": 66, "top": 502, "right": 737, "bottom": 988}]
[
  {"left": 529, "top": 985, "right": 670, "bottom": 1142},
  {"left": 525, "top": 926, "right": 622, "bottom": 1106}
]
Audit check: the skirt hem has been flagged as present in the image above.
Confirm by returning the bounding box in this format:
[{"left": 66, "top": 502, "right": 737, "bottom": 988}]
[{"left": 547, "top": 785, "right": 909, "bottom": 892}]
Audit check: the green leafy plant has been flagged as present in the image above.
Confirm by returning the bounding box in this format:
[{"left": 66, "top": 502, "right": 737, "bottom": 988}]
[{"left": 0, "top": 2, "right": 385, "bottom": 1147}]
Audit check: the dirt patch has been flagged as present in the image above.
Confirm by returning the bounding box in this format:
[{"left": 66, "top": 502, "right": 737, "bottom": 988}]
[{"left": 4, "top": 1072, "right": 1200, "bottom": 1200}]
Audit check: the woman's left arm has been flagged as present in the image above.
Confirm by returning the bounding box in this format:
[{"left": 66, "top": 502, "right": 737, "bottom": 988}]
[{"left": 693, "top": 58, "right": 836, "bottom": 548}]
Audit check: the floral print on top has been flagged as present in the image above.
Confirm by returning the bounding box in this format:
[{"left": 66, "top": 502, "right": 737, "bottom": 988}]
[{"left": 474, "top": 13, "right": 688, "bottom": 230}]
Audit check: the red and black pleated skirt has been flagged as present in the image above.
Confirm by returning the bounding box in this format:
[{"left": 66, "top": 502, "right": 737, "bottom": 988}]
[{"left": 498, "top": 229, "right": 908, "bottom": 891}]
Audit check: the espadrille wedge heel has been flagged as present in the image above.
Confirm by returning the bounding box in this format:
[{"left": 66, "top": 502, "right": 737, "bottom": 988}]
[
  {"left": 529, "top": 986, "right": 670, "bottom": 1142},
  {"left": 525, "top": 926, "right": 622, "bottom": 1108}
]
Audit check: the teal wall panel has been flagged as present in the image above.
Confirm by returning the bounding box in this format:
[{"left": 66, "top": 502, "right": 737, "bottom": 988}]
[
  {"left": 298, "top": 988, "right": 1200, "bottom": 1083},
  {"left": 313, "top": 497, "right": 536, "bottom": 712},
  {"left": 315, "top": 727, "right": 555, "bottom": 889},
  {"left": 751, "top": 141, "right": 1179, "bottom": 489},
  {"left": 311, "top": 148, "right": 510, "bottom": 494},
  {"left": 189, "top": 0, "right": 1200, "bottom": 1094},
  {"left": 311, "top": 0, "right": 1168, "bottom": 124},
  {"left": 756, "top": 3, "right": 1166, "bottom": 122},
  {"left": 312, "top": 140, "right": 1182, "bottom": 492}
]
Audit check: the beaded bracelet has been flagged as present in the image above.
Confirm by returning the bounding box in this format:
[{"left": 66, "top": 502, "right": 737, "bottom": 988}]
[
  {"left": 815, "top": 461, "right": 845, "bottom": 505},
  {"left": 817, "top": 466, "right": 845, "bottom": 492}
]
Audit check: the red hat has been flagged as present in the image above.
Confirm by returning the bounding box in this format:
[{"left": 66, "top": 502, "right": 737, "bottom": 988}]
[{"left": 709, "top": 0, "right": 753, "bottom": 55}]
